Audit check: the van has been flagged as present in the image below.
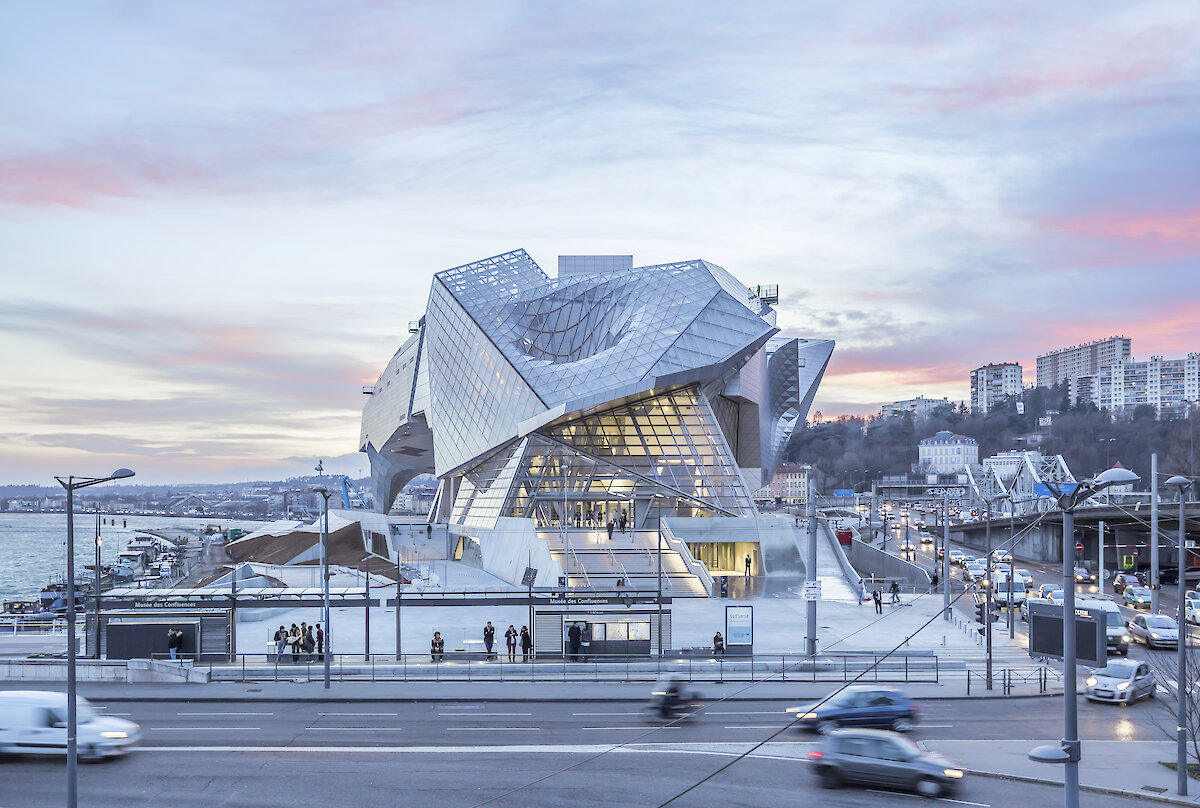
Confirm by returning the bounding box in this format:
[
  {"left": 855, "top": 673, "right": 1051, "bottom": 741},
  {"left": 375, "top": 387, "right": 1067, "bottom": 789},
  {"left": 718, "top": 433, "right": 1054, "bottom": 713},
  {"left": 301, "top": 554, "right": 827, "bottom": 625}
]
[
  {"left": 1077, "top": 599, "right": 1131, "bottom": 657},
  {"left": 0, "top": 691, "right": 140, "bottom": 760}
]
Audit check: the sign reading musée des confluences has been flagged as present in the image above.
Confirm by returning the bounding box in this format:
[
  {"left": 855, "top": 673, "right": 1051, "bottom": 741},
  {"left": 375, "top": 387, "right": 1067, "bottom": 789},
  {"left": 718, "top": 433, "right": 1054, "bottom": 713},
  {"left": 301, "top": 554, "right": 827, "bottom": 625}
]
[{"left": 540, "top": 594, "right": 661, "bottom": 607}]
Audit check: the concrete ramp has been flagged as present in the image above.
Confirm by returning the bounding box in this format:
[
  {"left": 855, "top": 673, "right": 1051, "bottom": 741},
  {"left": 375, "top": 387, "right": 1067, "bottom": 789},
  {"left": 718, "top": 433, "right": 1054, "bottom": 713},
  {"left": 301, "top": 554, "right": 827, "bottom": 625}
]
[{"left": 795, "top": 520, "right": 859, "bottom": 603}]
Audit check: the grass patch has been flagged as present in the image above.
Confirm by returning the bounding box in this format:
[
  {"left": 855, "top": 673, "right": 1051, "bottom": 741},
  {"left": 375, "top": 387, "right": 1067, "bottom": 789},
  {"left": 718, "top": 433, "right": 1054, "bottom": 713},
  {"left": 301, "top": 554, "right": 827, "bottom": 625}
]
[{"left": 1158, "top": 761, "right": 1200, "bottom": 779}]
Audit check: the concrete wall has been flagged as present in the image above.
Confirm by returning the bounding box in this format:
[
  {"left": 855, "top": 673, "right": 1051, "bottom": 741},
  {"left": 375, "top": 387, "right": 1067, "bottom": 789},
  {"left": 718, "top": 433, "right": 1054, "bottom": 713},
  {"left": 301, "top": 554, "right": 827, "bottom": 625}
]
[
  {"left": 848, "top": 540, "right": 931, "bottom": 587},
  {"left": 451, "top": 517, "right": 564, "bottom": 589},
  {"left": 0, "top": 658, "right": 209, "bottom": 683}
]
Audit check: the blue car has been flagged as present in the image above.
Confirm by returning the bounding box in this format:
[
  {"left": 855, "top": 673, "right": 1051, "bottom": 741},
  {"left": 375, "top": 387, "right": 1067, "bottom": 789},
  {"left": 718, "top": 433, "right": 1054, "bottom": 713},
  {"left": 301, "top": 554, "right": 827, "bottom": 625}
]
[
  {"left": 788, "top": 686, "right": 919, "bottom": 733},
  {"left": 1124, "top": 586, "right": 1152, "bottom": 609}
]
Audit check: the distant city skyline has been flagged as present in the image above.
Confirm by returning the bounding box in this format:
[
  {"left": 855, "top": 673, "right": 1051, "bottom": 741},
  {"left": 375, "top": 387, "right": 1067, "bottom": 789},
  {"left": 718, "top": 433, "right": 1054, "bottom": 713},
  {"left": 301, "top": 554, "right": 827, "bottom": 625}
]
[{"left": 2, "top": 3, "right": 1198, "bottom": 484}]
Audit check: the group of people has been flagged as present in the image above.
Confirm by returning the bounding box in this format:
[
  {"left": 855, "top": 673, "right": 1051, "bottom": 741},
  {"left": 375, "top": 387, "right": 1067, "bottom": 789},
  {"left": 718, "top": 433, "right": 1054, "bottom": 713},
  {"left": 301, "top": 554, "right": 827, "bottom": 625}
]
[
  {"left": 272, "top": 622, "right": 324, "bottom": 661},
  {"left": 566, "top": 621, "right": 593, "bottom": 661},
  {"left": 863, "top": 580, "right": 903, "bottom": 614},
  {"left": 433, "top": 623, "right": 533, "bottom": 662}
]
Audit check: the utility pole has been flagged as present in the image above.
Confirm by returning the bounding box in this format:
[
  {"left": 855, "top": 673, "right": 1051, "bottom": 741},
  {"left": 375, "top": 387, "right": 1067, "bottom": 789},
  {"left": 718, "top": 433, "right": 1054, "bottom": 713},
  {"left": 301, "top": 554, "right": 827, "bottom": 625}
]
[
  {"left": 942, "top": 491, "right": 951, "bottom": 621},
  {"left": 806, "top": 469, "right": 818, "bottom": 656},
  {"left": 1151, "top": 453, "right": 1160, "bottom": 614}
]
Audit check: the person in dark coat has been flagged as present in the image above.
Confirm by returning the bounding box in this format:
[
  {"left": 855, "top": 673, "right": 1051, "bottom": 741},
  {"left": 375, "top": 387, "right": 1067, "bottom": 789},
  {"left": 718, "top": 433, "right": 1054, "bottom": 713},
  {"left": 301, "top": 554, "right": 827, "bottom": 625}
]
[
  {"left": 713, "top": 632, "right": 725, "bottom": 657},
  {"left": 889, "top": 580, "right": 901, "bottom": 604},
  {"left": 167, "top": 628, "right": 182, "bottom": 661},
  {"left": 520, "top": 626, "right": 533, "bottom": 662},
  {"left": 744, "top": 554, "right": 752, "bottom": 577},
  {"left": 580, "top": 623, "right": 592, "bottom": 662},
  {"left": 505, "top": 624, "right": 518, "bottom": 662},
  {"left": 484, "top": 621, "right": 496, "bottom": 661},
  {"left": 619, "top": 511, "right": 627, "bottom": 533},
  {"left": 567, "top": 622, "right": 582, "bottom": 661},
  {"left": 872, "top": 588, "right": 883, "bottom": 614},
  {"left": 315, "top": 623, "right": 324, "bottom": 660},
  {"left": 431, "top": 631, "right": 445, "bottom": 662},
  {"left": 607, "top": 520, "right": 615, "bottom": 541},
  {"left": 930, "top": 571, "right": 939, "bottom": 592}
]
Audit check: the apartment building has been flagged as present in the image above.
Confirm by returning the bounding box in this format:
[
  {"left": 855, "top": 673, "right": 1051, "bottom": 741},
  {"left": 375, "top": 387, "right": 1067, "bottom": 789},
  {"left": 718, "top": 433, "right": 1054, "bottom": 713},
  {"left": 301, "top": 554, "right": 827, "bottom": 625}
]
[
  {"left": 1036, "top": 336, "right": 1131, "bottom": 388},
  {"left": 970, "top": 363, "right": 1023, "bottom": 413}
]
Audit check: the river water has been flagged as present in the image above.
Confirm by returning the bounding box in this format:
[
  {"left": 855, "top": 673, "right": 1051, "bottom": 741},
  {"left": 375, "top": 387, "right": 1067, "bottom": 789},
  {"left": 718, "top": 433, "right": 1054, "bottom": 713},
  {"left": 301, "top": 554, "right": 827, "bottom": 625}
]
[{"left": 0, "top": 513, "right": 265, "bottom": 603}]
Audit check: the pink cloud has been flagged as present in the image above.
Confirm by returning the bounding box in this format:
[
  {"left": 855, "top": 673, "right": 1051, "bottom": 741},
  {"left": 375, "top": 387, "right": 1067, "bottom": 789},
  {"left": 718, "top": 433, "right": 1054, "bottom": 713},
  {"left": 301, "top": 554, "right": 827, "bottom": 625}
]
[
  {"left": 0, "top": 153, "right": 135, "bottom": 207},
  {"left": 1038, "top": 207, "right": 1200, "bottom": 258}
]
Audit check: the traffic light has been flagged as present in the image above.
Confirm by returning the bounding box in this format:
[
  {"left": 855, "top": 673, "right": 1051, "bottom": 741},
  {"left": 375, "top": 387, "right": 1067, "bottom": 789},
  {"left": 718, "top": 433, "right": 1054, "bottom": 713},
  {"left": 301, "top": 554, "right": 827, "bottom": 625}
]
[{"left": 975, "top": 602, "right": 998, "bottom": 634}]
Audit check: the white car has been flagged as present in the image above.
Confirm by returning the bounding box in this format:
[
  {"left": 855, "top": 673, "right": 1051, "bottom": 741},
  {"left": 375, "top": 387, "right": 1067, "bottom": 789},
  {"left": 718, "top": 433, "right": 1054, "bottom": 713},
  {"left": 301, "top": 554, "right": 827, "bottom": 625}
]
[
  {"left": 992, "top": 550, "right": 1012, "bottom": 564},
  {"left": 948, "top": 550, "right": 965, "bottom": 565},
  {"left": 964, "top": 564, "right": 986, "bottom": 583},
  {"left": 1186, "top": 597, "right": 1200, "bottom": 625},
  {"left": 1085, "top": 659, "right": 1156, "bottom": 705},
  {"left": 0, "top": 691, "right": 140, "bottom": 760}
]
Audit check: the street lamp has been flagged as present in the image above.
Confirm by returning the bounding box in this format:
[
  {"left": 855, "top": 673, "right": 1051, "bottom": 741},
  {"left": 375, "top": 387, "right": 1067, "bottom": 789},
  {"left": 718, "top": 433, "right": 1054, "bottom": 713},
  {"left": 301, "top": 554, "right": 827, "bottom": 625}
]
[
  {"left": 55, "top": 468, "right": 135, "bottom": 808},
  {"left": 1166, "top": 474, "right": 1192, "bottom": 796},
  {"left": 803, "top": 465, "right": 817, "bottom": 656},
  {"left": 1031, "top": 465, "right": 1140, "bottom": 808},
  {"left": 1098, "top": 437, "right": 1116, "bottom": 471},
  {"left": 312, "top": 487, "right": 333, "bottom": 689}
]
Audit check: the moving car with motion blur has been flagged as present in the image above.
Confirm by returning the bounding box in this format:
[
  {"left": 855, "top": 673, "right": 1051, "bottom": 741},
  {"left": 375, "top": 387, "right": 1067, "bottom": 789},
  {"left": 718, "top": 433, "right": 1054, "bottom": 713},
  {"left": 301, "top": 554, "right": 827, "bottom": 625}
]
[
  {"left": 788, "top": 686, "right": 919, "bottom": 733},
  {"left": 1126, "top": 614, "right": 1179, "bottom": 649},
  {"left": 808, "top": 728, "right": 964, "bottom": 797},
  {"left": 1074, "top": 566, "right": 1097, "bottom": 584},
  {"left": 1186, "top": 597, "right": 1200, "bottom": 625},
  {"left": 1112, "top": 573, "right": 1142, "bottom": 594},
  {"left": 1037, "top": 583, "right": 1064, "bottom": 600},
  {"left": 0, "top": 691, "right": 140, "bottom": 760},
  {"left": 948, "top": 549, "right": 965, "bottom": 565},
  {"left": 1084, "top": 659, "right": 1156, "bottom": 705},
  {"left": 1124, "top": 586, "right": 1153, "bottom": 609}
]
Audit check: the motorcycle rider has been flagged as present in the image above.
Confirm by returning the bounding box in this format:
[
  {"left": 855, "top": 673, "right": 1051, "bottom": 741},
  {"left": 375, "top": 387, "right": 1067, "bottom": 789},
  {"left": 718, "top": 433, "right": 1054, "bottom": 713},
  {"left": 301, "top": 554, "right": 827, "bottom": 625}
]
[{"left": 656, "top": 674, "right": 685, "bottom": 719}]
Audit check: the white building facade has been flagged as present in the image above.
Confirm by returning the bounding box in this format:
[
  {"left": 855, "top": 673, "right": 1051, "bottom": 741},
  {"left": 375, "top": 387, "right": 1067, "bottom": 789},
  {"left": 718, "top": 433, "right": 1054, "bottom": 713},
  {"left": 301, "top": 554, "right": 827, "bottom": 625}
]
[
  {"left": 970, "top": 363, "right": 1022, "bottom": 413},
  {"left": 1071, "top": 353, "right": 1200, "bottom": 416},
  {"left": 918, "top": 430, "right": 979, "bottom": 474},
  {"left": 880, "top": 396, "right": 952, "bottom": 420},
  {"left": 1036, "top": 336, "right": 1131, "bottom": 389}
]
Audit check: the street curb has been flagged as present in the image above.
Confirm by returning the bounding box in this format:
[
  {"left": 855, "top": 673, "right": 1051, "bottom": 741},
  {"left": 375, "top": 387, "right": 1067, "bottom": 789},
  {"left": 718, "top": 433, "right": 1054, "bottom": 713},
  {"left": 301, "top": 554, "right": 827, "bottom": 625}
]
[
  {"left": 965, "top": 767, "right": 1200, "bottom": 806},
  {"left": 78, "top": 691, "right": 1067, "bottom": 703}
]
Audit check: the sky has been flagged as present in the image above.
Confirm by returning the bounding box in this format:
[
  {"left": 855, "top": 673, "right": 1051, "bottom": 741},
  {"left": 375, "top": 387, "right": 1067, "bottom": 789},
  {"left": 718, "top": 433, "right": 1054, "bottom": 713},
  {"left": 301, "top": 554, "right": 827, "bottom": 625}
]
[{"left": 1, "top": 2, "right": 1198, "bottom": 485}]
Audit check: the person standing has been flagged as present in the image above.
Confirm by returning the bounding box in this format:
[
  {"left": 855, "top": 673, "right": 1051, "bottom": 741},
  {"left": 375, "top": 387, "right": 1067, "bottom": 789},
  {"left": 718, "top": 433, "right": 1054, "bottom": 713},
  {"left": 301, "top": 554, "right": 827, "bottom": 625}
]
[
  {"left": 431, "top": 631, "right": 444, "bottom": 662},
  {"left": 872, "top": 587, "right": 883, "bottom": 614},
  {"left": 889, "top": 580, "right": 901, "bottom": 605},
  {"left": 273, "top": 625, "right": 288, "bottom": 659},
  {"left": 167, "top": 628, "right": 181, "bottom": 661},
  {"left": 303, "top": 625, "right": 315, "bottom": 662},
  {"left": 607, "top": 520, "right": 614, "bottom": 541},
  {"left": 744, "top": 554, "right": 752, "bottom": 577},
  {"left": 505, "top": 624, "right": 518, "bottom": 662},
  {"left": 520, "top": 625, "right": 533, "bottom": 662},
  {"left": 930, "top": 571, "right": 939, "bottom": 593},
  {"left": 580, "top": 623, "right": 592, "bottom": 662},
  {"left": 315, "top": 623, "right": 324, "bottom": 661},
  {"left": 713, "top": 631, "right": 725, "bottom": 657},
  {"left": 619, "top": 511, "right": 627, "bottom": 533},
  {"left": 483, "top": 621, "right": 496, "bottom": 661},
  {"left": 567, "top": 621, "right": 582, "bottom": 661}
]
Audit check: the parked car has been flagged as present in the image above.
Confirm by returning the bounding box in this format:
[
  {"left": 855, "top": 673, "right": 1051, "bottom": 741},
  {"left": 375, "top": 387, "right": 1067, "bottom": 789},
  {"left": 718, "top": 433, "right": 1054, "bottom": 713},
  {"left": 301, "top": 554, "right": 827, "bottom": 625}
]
[
  {"left": 1084, "top": 659, "right": 1156, "bottom": 705},
  {"left": 1074, "top": 566, "right": 1097, "bottom": 584},
  {"left": 808, "top": 728, "right": 964, "bottom": 797},
  {"left": 0, "top": 691, "right": 140, "bottom": 760},
  {"left": 1124, "top": 586, "right": 1153, "bottom": 609},
  {"left": 788, "top": 686, "right": 919, "bottom": 733},
  {"left": 1127, "top": 614, "right": 1180, "bottom": 649},
  {"left": 1112, "top": 573, "right": 1142, "bottom": 594}
]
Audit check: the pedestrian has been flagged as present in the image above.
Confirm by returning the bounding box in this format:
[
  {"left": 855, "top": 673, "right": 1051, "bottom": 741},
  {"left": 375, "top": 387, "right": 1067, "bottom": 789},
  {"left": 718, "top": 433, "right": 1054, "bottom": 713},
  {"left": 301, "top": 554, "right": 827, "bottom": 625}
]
[
  {"left": 619, "top": 511, "right": 627, "bottom": 533},
  {"left": 289, "top": 623, "right": 301, "bottom": 660},
  {"left": 431, "top": 631, "right": 445, "bottom": 662},
  {"left": 274, "top": 625, "right": 288, "bottom": 658},
  {"left": 930, "top": 571, "right": 939, "bottom": 593},
  {"left": 580, "top": 623, "right": 592, "bottom": 662},
  {"left": 567, "top": 621, "right": 582, "bottom": 661},
  {"left": 857, "top": 579, "right": 865, "bottom": 606},
  {"left": 167, "top": 627, "right": 181, "bottom": 661},
  {"left": 713, "top": 631, "right": 725, "bottom": 657},
  {"left": 315, "top": 623, "right": 324, "bottom": 660},
  {"left": 890, "top": 580, "right": 901, "bottom": 605},
  {"left": 483, "top": 621, "right": 496, "bottom": 661},
  {"left": 302, "top": 626, "right": 315, "bottom": 662},
  {"left": 520, "top": 625, "right": 533, "bottom": 662},
  {"left": 505, "top": 624, "right": 518, "bottom": 662},
  {"left": 872, "top": 588, "right": 883, "bottom": 614},
  {"left": 607, "top": 520, "right": 614, "bottom": 541},
  {"left": 744, "top": 554, "right": 752, "bottom": 577}
]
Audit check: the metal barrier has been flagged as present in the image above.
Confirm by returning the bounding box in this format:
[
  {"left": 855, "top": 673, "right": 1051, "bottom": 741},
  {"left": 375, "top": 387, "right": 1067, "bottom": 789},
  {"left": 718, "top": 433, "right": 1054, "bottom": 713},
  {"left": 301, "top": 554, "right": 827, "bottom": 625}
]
[
  {"left": 178, "top": 651, "right": 945, "bottom": 684},
  {"left": 0, "top": 617, "right": 67, "bottom": 635},
  {"left": 966, "top": 665, "right": 1062, "bottom": 695}
]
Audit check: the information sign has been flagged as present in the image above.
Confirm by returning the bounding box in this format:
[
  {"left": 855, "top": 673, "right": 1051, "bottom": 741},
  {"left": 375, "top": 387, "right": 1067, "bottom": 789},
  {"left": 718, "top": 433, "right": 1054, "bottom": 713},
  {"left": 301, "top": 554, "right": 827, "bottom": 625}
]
[
  {"left": 803, "top": 580, "right": 822, "bottom": 601},
  {"left": 726, "top": 605, "right": 753, "bottom": 647}
]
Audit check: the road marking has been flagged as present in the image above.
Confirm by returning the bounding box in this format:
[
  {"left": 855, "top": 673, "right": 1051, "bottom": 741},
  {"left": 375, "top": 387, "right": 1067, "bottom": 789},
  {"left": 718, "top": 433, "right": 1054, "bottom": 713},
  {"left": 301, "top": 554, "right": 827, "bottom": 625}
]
[
  {"left": 445, "top": 727, "right": 541, "bottom": 731},
  {"left": 307, "top": 727, "right": 405, "bottom": 731},
  {"left": 723, "top": 725, "right": 788, "bottom": 730},
  {"left": 707, "top": 710, "right": 787, "bottom": 715},
  {"left": 916, "top": 724, "right": 955, "bottom": 728},
  {"left": 151, "top": 727, "right": 261, "bottom": 731},
  {"left": 438, "top": 712, "right": 532, "bottom": 717},
  {"left": 139, "top": 741, "right": 815, "bottom": 756},
  {"left": 581, "top": 726, "right": 681, "bottom": 731},
  {"left": 572, "top": 711, "right": 643, "bottom": 716},
  {"left": 318, "top": 712, "right": 398, "bottom": 716},
  {"left": 866, "top": 788, "right": 989, "bottom": 806},
  {"left": 177, "top": 711, "right": 274, "bottom": 716}
]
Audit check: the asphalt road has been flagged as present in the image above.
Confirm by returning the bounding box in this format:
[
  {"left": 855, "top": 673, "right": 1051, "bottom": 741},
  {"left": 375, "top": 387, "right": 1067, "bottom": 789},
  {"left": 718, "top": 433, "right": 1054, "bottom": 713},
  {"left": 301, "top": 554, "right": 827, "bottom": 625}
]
[{"left": 1, "top": 695, "right": 1172, "bottom": 807}]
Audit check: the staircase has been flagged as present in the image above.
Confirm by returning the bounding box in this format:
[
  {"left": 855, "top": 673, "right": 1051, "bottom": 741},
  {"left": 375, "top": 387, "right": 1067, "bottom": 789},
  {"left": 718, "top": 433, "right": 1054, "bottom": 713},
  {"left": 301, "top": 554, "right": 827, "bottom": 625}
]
[{"left": 539, "top": 528, "right": 710, "bottom": 597}]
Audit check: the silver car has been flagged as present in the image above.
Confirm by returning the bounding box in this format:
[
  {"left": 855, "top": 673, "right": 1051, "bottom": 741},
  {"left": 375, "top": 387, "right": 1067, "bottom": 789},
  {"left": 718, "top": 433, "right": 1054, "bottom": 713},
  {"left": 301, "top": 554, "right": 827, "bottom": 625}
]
[
  {"left": 1127, "top": 614, "right": 1180, "bottom": 649},
  {"left": 1085, "top": 659, "right": 1156, "bottom": 705},
  {"left": 808, "top": 728, "right": 964, "bottom": 797}
]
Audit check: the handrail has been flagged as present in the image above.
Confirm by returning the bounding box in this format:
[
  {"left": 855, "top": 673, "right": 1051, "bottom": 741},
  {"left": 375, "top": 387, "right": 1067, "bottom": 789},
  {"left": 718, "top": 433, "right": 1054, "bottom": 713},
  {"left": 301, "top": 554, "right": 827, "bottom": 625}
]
[{"left": 658, "top": 528, "right": 714, "bottom": 596}]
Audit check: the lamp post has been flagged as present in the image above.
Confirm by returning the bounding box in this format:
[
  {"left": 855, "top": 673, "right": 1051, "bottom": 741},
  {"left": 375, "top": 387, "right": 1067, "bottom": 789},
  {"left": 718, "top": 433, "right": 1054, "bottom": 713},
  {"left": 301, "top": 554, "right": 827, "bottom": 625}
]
[
  {"left": 1031, "top": 466, "right": 1140, "bottom": 808},
  {"left": 93, "top": 504, "right": 102, "bottom": 660},
  {"left": 312, "top": 487, "right": 333, "bottom": 689},
  {"left": 804, "top": 466, "right": 817, "bottom": 656},
  {"left": 55, "top": 468, "right": 135, "bottom": 808},
  {"left": 1098, "top": 437, "right": 1116, "bottom": 471},
  {"left": 1166, "top": 475, "right": 1192, "bottom": 796}
]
